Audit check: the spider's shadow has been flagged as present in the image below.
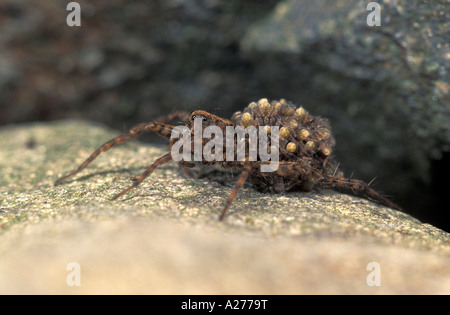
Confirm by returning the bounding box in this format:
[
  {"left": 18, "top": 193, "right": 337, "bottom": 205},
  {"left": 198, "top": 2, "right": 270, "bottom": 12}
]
[{"left": 58, "top": 167, "right": 148, "bottom": 185}]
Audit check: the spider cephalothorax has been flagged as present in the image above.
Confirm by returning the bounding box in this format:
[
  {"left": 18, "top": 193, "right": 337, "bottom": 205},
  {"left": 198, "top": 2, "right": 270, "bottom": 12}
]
[{"left": 54, "top": 98, "right": 401, "bottom": 220}]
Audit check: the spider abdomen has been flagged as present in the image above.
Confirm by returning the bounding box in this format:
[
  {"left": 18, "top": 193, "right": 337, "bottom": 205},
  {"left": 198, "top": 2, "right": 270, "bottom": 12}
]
[{"left": 230, "top": 98, "right": 339, "bottom": 192}]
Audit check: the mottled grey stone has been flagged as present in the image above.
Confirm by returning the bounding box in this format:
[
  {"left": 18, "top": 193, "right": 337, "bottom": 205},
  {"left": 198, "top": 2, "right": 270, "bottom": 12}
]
[{"left": 0, "top": 121, "right": 449, "bottom": 294}]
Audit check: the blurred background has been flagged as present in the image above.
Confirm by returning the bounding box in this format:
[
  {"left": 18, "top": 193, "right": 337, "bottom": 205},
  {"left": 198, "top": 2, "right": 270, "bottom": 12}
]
[{"left": 0, "top": 0, "right": 448, "bottom": 231}]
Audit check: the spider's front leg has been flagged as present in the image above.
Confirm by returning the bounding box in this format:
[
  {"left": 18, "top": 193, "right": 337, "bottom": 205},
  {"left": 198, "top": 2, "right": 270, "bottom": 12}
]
[{"left": 54, "top": 121, "right": 174, "bottom": 186}]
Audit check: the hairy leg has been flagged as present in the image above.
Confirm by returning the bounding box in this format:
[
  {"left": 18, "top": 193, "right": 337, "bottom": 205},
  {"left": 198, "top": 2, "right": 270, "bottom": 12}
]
[
  {"left": 251, "top": 161, "right": 401, "bottom": 211},
  {"left": 320, "top": 176, "right": 402, "bottom": 210},
  {"left": 219, "top": 163, "right": 252, "bottom": 221},
  {"left": 54, "top": 122, "right": 174, "bottom": 185},
  {"left": 111, "top": 153, "right": 173, "bottom": 200}
]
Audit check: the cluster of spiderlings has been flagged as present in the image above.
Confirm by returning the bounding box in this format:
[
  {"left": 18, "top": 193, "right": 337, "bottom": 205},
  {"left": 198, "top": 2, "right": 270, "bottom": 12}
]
[{"left": 231, "top": 98, "right": 335, "bottom": 161}]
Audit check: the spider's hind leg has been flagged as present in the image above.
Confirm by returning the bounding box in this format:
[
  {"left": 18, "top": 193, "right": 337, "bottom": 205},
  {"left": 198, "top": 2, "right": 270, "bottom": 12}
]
[{"left": 320, "top": 176, "right": 402, "bottom": 211}]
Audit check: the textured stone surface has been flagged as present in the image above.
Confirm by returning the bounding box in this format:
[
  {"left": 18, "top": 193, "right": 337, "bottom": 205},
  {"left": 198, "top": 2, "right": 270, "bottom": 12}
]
[
  {"left": 1, "top": 0, "right": 449, "bottom": 232},
  {"left": 0, "top": 121, "right": 449, "bottom": 294}
]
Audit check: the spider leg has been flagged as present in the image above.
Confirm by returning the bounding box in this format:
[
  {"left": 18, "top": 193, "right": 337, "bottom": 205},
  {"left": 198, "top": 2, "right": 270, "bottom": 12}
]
[
  {"left": 148, "top": 111, "right": 192, "bottom": 178},
  {"left": 320, "top": 176, "right": 402, "bottom": 210},
  {"left": 219, "top": 163, "right": 252, "bottom": 221},
  {"left": 54, "top": 122, "right": 174, "bottom": 185},
  {"left": 111, "top": 153, "right": 172, "bottom": 200}
]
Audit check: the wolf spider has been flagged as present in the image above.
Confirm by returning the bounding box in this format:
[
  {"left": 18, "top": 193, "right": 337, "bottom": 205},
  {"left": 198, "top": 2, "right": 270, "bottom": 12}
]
[{"left": 54, "top": 98, "right": 401, "bottom": 220}]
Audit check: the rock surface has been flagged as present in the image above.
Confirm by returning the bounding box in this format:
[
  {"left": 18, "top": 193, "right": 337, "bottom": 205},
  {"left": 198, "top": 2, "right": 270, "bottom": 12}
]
[
  {"left": 241, "top": 0, "right": 450, "bottom": 217},
  {"left": 1, "top": 0, "right": 448, "bottom": 228},
  {"left": 0, "top": 120, "right": 449, "bottom": 294}
]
